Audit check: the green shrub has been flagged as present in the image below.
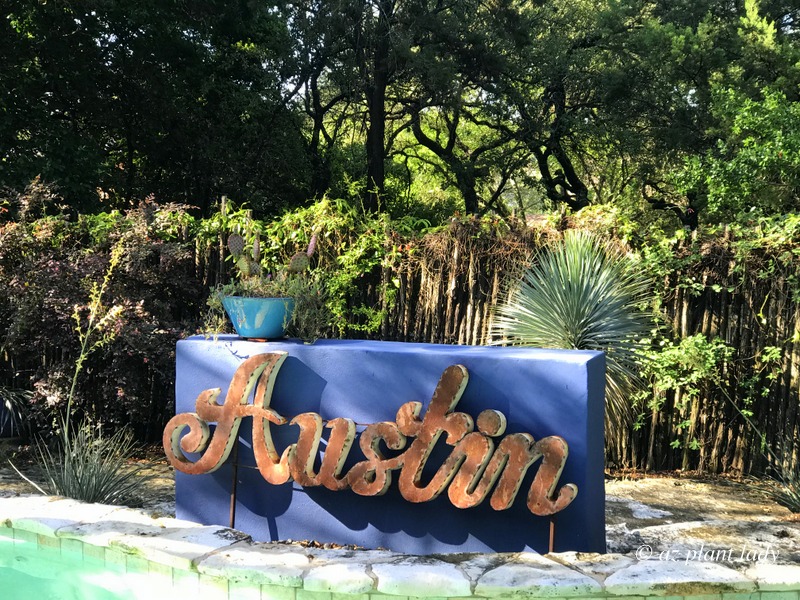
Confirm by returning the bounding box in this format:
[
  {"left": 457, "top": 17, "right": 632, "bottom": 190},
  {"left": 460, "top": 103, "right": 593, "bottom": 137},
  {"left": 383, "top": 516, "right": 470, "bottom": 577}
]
[
  {"left": 492, "top": 230, "right": 653, "bottom": 429},
  {"left": 772, "top": 469, "right": 800, "bottom": 513},
  {"left": 0, "top": 386, "right": 33, "bottom": 437},
  {"left": 32, "top": 419, "right": 152, "bottom": 506}
]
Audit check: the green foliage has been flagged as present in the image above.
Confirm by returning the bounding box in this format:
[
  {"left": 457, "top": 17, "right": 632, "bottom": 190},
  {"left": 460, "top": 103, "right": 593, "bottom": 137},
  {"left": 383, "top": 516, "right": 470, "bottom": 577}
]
[
  {"left": 0, "top": 386, "right": 33, "bottom": 437},
  {"left": 635, "top": 210, "right": 800, "bottom": 311},
  {"left": 282, "top": 272, "right": 332, "bottom": 341},
  {"left": 200, "top": 197, "right": 420, "bottom": 340},
  {"left": 651, "top": 335, "right": 731, "bottom": 394},
  {"left": 32, "top": 419, "right": 152, "bottom": 506},
  {"left": 193, "top": 203, "right": 262, "bottom": 246},
  {"left": 568, "top": 204, "right": 644, "bottom": 248},
  {"left": 681, "top": 87, "right": 800, "bottom": 217},
  {"left": 224, "top": 229, "right": 316, "bottom": 294},
  {"left": 637, "top": 334, "right": 733, "bottom": 409},
  {"left": 1, "top": 1, "right": 310, "bottom": 212},
  {"left": 205, "top": 274, "right": 333, "bottom": 342},
  {"left": 772, "top": 468, "right": 800, "bottom": 513},
  {"left": 492, "top": 230, "right": 654, "bottom": 428},
  {"left": 3, "top": 0, "right": 799, "bottom": 220},
  {"left": 1, "top": 179, "right": 800, "bottom": 484},
  {"left": 384, "top": 152, "right": 463, "bottom": 223},
  {"left": 261, "top": 198, "right": 403, "bottom": 337}
]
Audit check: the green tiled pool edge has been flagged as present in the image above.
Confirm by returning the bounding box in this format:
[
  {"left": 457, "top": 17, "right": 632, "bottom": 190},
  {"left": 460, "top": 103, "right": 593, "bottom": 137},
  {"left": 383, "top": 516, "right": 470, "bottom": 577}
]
[{"left": 2, "top": 494, "right": 799, "bottom": 600}]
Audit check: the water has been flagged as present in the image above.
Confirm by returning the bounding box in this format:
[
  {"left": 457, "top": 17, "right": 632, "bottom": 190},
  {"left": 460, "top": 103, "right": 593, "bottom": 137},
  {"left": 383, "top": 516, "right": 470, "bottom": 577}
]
[{"left": 0, "top": 535, "right": 165, "bottom": 600}]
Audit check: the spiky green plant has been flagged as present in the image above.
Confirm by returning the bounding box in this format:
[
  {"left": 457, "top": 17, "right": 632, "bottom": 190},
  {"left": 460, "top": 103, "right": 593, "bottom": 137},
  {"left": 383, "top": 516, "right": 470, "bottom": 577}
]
[
  {"left": 491, "top": 230, "right": 652, "bottom": 428},
  {"left": 32, "top": 420, "right": 151, "bottom": 505},
  {"left": 773, "top": 469, "right": 800, "bottom": 512},
  {"left": 0, "top": 386, "right": 33, "bottom": 437}
]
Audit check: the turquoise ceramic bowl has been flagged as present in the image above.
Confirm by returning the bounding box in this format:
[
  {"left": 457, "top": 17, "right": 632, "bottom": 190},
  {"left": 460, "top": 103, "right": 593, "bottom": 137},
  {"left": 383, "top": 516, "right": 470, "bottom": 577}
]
[{"left": 221, "top": 296, "right": 295, "bottom": 339}]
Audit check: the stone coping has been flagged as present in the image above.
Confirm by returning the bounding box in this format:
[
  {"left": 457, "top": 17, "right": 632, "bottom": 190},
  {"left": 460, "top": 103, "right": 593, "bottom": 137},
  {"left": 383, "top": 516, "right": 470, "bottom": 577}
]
[{"left": 1, "top": 495, "right": 799, "bottom": 599}]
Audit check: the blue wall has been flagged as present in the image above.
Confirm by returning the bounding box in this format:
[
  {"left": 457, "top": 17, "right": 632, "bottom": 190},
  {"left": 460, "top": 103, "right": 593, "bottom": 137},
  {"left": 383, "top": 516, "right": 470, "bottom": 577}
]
[{"left": 173, "top": 336, "right": 606, "bottom": 554}]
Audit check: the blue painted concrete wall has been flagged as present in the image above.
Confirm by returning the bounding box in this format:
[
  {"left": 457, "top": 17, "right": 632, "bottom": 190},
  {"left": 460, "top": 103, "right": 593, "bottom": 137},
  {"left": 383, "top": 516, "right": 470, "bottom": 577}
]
[{"left": 174, "top": 336, "right": 606, "bottom": 554}]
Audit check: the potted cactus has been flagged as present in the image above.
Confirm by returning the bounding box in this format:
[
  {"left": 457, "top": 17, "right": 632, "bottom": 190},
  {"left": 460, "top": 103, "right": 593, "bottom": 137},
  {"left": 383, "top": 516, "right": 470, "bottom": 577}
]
[{"left": 218, "top": 232, "right": 318, "bottom": 339}]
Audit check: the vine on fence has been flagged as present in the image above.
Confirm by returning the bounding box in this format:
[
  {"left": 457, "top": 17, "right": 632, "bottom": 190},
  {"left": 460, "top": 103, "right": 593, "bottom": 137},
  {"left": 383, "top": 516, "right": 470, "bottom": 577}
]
[{"left": 0, "top": 190, "right": 797, "bottom": 479}]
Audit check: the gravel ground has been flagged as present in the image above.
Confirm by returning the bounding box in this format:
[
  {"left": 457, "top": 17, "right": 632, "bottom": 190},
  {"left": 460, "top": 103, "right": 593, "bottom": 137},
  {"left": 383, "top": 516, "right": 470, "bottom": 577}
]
[{"left": 604, "top": 472, "right": 800, "bottom": 564}]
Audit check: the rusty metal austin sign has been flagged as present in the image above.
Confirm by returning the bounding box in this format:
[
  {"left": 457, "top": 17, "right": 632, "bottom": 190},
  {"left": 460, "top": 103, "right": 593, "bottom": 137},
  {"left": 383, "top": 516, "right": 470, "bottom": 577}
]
[{"left": 163, "top": 352, "right": 578, "bottom": 517}]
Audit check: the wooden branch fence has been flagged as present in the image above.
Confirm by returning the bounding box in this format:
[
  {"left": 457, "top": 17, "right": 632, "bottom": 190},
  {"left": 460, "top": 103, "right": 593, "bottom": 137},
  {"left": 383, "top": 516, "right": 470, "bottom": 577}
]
[{"left": 185, "top": 222, "right": 800, "bottom": 476}]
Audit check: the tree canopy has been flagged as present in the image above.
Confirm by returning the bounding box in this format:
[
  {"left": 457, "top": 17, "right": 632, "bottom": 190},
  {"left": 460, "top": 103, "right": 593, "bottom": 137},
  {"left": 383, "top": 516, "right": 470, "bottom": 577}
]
[{"left": 1, "top": 0, "right": 797, "bottom": 225}]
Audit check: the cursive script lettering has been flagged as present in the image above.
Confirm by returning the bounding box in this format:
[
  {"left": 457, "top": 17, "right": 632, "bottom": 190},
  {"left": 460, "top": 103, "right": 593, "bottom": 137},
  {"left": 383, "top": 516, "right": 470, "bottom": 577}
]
[{"left": 163, "top": 353, "right": 578, "bottom": 517}]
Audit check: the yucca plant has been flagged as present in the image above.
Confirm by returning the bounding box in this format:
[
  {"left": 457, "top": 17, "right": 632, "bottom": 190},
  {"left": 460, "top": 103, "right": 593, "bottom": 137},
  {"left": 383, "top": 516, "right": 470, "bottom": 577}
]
[
  {"left": 0, "top": 386, "right": 33, "bottom": 437},
  {"left": 773, "top": 469, "right": 800, "bottom": 512},
  {"left": 32, "top": 420, "right": 151, "bottom": 505},
  {"left": 491, "top": 230, "right": 652, "bottom": 429}
]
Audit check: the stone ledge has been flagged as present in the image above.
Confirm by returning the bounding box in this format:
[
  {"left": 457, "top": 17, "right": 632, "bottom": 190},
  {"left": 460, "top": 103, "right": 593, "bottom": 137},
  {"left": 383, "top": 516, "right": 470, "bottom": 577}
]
[
  {"left": 372, "top": 558, "right": 472, "bottom": 597},
  {"left": 474, "top": 552, "right": 602, "bottom": 597},
  {"left": 198, "top": 541, "right": 310, "bottom": 587},
  {"left": 303, "top": 561, "right": 375, "bottom": 594},
  {"left": 1, "top": 495, "right": 799, "bottom": 598},
  {"left": 603, "top": 560, "right": 756, "bottom": 596}
]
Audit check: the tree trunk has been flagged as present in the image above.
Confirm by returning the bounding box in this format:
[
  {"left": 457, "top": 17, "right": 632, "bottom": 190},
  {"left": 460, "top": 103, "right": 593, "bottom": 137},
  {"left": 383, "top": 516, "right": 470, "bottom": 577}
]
[{"left": 363, "top": 2, "right": 392, "bottom": 213}]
